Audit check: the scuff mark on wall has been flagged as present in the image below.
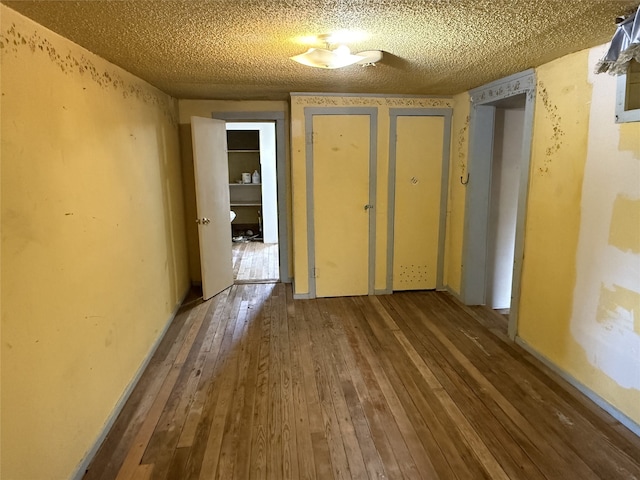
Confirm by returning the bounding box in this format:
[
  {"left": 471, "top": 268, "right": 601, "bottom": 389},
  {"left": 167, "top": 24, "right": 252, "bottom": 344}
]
[
  {"left": 0, "top": 22, "right": 177, "bottom": 124},
  {"left": 536, "top": 80, "right": 565, "bottom": 175},
  {"left": 609, "top": 194, "right": 640, "bottom": 254}
]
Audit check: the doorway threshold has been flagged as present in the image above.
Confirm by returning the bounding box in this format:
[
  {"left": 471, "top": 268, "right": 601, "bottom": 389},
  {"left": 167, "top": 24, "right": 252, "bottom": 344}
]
[
  {"left": 232, "top": 241, "right": 279, "bottom": 284},
  {"left": 234, "top": 279, "right": 279, "bottom": 285}
]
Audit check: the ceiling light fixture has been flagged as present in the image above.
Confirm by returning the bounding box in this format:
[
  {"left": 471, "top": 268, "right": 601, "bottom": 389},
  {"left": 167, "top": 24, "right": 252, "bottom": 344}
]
[{"left": 290, "top": 33, "right": 383, "bottom": 69}]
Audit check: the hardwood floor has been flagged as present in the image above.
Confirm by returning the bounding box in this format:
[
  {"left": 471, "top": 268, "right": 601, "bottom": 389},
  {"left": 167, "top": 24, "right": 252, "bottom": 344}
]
[
  {"left": 232, "top": 241, "right": 279, "bottom": 283},
  {"left": 83, "top": 284, "right": 640, "bottom": 479}
]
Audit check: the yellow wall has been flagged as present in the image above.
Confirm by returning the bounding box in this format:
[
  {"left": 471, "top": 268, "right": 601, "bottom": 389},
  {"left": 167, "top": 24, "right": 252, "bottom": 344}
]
[
  {"left": 517, "top": 46, "right": 640, "bottom": 425},
  {"left": 1, "top": 7, "right": 190, "bottom": 479},
  {"left": 177, "top": 100, "right": 290, "bottom": 283},
  {"left": 290, "top": 95, "right": 453, "bottom": 296},
  {"left": 444, "top": 92, "right": 470, "bottom": 294}
]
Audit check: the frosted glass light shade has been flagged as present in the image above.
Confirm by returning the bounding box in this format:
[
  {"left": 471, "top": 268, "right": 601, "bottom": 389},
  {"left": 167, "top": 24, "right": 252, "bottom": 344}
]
[
  {"left": 290, "top": 46, "right": 366, "bottom": 69},
  {"left": 357, "top": 50, "right": 383, "bottom": 65}
]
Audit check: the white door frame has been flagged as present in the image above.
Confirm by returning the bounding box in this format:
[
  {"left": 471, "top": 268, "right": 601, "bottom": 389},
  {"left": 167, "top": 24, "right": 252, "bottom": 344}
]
[
  {"left": 304, "top": 107, "right": 378, "bottom": 298},
  {"left": 212, "top": 111, "right": 290, "bottom": 283},
  {"left": 461, "top": 69, "right": 537, "bottom": 339},
  {"left": 386, "top": 108, "right": 452, "bottom": 294},
  {"left": 226, "top": 122, "right": 278, "bottom": 244}
]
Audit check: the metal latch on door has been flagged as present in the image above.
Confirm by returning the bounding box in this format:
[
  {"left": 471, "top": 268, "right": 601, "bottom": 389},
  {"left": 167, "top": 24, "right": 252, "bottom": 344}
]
[
  {"left": 364, "top": 204, "right": 374, "bottom": 211},
  {"left": 196, "top": 218, "right": 211, "bottom": 225}
]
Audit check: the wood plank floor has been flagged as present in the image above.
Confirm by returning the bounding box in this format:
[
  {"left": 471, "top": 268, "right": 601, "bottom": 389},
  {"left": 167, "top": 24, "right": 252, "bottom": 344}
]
[
  {"left": 232, "top": 241, "right": 279, "bottom": 283},
  {"left": 83, "top": 284, "right": 640, "bottom": 479}
]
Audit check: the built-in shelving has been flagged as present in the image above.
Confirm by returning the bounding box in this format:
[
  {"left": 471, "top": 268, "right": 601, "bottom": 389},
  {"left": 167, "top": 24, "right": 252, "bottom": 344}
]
[
  {"left": 230, "top": 202, "right": 262, "bottom": 207},
  {"left": 227, "top": 129, "right": 262, "bottom": 237}
]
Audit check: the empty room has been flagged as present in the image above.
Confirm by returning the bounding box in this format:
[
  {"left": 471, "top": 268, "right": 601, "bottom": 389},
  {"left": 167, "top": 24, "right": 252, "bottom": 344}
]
[{"left": 2, "top": 1, "right": 640, "bottom": 479}]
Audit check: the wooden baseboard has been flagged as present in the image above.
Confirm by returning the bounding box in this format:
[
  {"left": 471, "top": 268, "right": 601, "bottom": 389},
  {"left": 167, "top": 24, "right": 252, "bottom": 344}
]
[
  {"left": 515, "top": 336, "right": 640, "bottom": 438},
  {"left": 71, "top": 285, "right": 191, "bottom": 480}
]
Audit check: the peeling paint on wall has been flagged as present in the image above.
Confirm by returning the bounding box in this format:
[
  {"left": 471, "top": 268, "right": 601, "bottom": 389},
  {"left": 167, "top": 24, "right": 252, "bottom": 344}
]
[
  {"left": 596, "top": 283, "right": 640, "bottom": 335},
  {"left": 1, "top": 7, "right": 189, "bottom": 477},
  {"left": 609, "top": 195, "right": 640, "bottom": 254},
  {"left": 444, "top": 91, "right": 470, "bottom": 294},
  {"left": 457, "top": 115, "right": 470, "bottom": 178},
  {"left": 536, "top": 80, "right": 565, "bottom": 175},
  {"left": 570, "top": 46, "right": 640, "bottom": 392},
  {"left": 291, "top": 95, "right": 453, "bottom": 109},
  {"left": 0, "top": 22, "right": 177, "bottom": 123},
  {"left": 469, "top": 75, "right": 536, "bottom": 104}
]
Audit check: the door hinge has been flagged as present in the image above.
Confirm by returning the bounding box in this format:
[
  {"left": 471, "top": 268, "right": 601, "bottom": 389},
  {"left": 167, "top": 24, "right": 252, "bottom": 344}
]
[{"left": 312, "top": 267, "right": 318, "bottom": 278}]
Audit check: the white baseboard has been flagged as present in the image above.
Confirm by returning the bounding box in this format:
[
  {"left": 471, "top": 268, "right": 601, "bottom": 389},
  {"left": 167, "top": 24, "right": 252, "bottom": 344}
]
[
  {"left": 71, "top": 285, "right": 191, "bottom": 480},
  {"left": 515, "top": 336, "right": 640, "bottom": 438}
]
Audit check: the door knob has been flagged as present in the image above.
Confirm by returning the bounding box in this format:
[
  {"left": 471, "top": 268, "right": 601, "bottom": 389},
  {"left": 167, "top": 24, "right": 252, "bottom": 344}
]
[{"left": 196, "top": 218, "right": 211, "bottom": 225}]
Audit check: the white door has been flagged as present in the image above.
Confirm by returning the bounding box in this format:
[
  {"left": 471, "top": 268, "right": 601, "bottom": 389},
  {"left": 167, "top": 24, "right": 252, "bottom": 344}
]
[{"left": 191, "top": 116, "right": 233, "bottom": 300}]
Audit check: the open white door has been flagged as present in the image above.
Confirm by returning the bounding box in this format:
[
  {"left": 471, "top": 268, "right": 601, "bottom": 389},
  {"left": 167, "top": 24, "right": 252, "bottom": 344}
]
[{"left": 191, "top": 116, "right": 233, "bottom": 300}]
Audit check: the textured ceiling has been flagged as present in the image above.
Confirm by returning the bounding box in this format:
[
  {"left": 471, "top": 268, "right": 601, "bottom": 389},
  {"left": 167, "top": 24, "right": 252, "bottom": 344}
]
[{"left": 3, "top": 0, "right": 639, "bottom": 100}]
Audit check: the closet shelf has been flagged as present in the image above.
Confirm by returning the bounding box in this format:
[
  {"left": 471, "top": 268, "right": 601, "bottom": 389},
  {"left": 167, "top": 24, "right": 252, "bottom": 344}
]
[{"left": 230, "top": 202, "right": 262, "bottom": 207}]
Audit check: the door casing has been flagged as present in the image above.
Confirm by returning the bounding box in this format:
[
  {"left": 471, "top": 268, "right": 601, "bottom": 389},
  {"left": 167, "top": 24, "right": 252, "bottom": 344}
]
[
  {"left": 386, "top": 108, "right": 452, "bottom": 293},
  {"left": 304, "top": 107, "right": 378, "bottom": 298},
  {"left": 212, "top": 111, "right": 290, "bottom": 283},
  {"left": 461, "top": 70, "right": 537, "bottom": 339}
]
